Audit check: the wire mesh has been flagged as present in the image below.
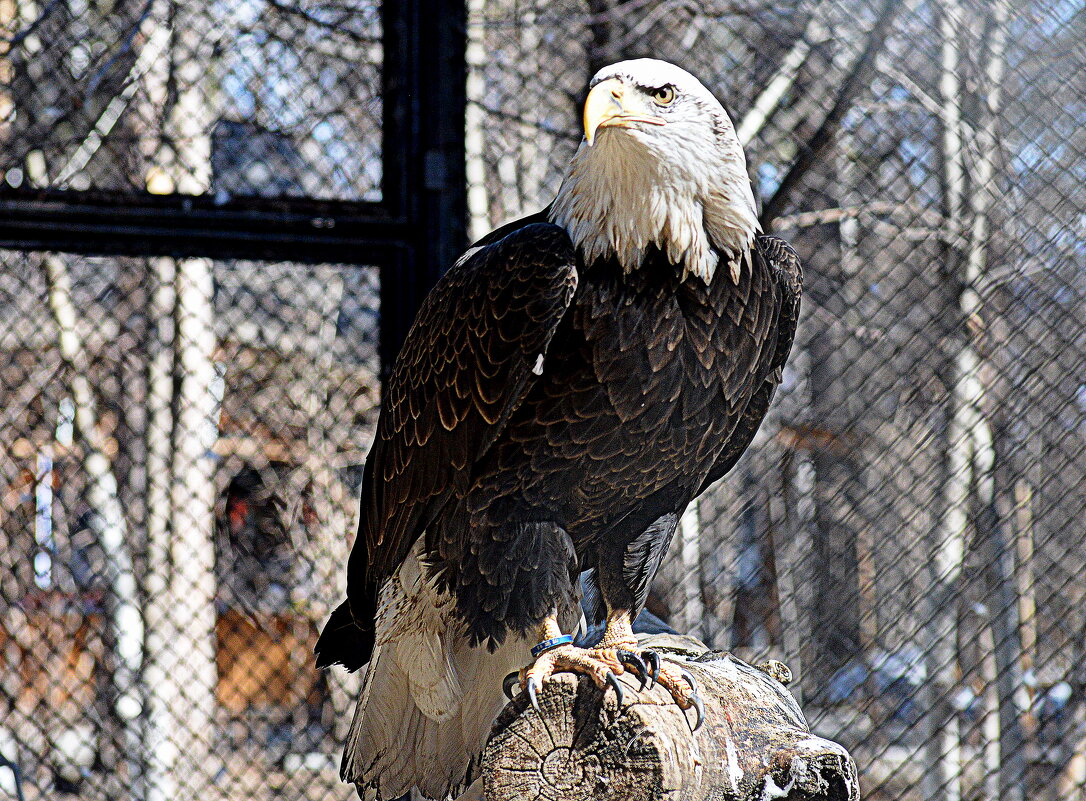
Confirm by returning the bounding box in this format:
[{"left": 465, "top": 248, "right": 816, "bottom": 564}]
[
  {"left": 1, "top": 1, "right": 1084, "bottom": 801},
  {"left": 468, "top": 2, "right": 1086, "bottom": 800},
  {"left": 0, "top": 249, "right": 378, "bottom": 800},
  {"left": 0, "top": 0, "right": 382, "bottom": 199}
]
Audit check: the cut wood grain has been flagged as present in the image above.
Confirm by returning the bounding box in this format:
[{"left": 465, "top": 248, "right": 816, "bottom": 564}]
[{"left": 483, "top": 634, "right": 858, "bottom": 801}]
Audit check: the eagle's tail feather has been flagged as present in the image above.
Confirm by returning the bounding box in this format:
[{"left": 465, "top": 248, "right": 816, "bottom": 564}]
[
  {"left": 341, "top": 546, "right": 530, "bottom": 800},
  {"left": 342, "top": 634, "right": 528, "bottom": 800}
]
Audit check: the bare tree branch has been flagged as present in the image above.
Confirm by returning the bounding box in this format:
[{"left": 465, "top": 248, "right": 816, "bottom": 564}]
[
  {"left": 581, "top": 0, "right": 784, "bottom": 25},
  {"left": 737, "top": 9, "right": 828, "bottom": 146},
  {"left": 761, "top": 0, "right": 904, "bottom": 226},
  {"left": 771, "top": 200, "right": 949, "bottom": 231},
  {"left": 468, "top": 99, "right": 580, "bottom": 141},
  {"left": 0, "top": 0, "right": 63, "bottom": 45},
  {"left": 84, "top": 0, "right": 154, "bottom": 98},
  {"left": 56, "top": 25, "right": 170, "bottom": 186},
  {"left": 264, "top": 0, "right": 380, "bottom": 44}
]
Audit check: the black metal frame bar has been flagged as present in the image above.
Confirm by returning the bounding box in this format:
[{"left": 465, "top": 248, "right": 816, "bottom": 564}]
[
  {"left": 0, "top": 0, "right": 468, "bottom": 380},
  {"left": 0, "top": 191, "right": 403, "bottom": 262},
  {"left": 379, "top": 0, "right": 468, "bottom": 374}
]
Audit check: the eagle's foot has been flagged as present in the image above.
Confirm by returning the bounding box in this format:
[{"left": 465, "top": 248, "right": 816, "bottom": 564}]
[
  {"left": 513, "top": 644, "right": 630, "bottom": 712},
  {"left": 585, "top": 641, "right": 657, "bottom": 691},
  {"left": 652, "top": 660, "right": 706, "bottom": 731}
]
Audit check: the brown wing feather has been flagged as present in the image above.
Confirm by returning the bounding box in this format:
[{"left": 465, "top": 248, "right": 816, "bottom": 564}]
[
  {"left": 317, "top": 221, "right": 576, "bottom": 670},
  {"left": 370, "top": 224, "right": 577, "bottom": 576},
  {"left": 361, "top": 222, "right": 576, "bottom": 578},
  {"left": 697, "top": 234, "right": 802, "bottom": 494}
]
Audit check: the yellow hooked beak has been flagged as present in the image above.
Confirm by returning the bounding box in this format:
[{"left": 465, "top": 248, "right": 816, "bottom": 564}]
[{"left": 583, "top": 78, "right": 666, "bottom": 146}]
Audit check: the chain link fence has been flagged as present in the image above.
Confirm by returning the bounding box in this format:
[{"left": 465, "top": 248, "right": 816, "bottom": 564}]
[
  {"left": 2, "top": 1, "right": 1085, "bottom": 800},
  {"left": 1, "top": 1, "right": 382, "bottom": 799},
  {"left": 469, "top": 2, "right": 1085, "bottom": 799}
]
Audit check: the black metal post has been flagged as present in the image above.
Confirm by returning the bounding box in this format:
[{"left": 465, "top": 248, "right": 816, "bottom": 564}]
[{"left": 379, "top": 0, "right": 468, "bottom": 379}]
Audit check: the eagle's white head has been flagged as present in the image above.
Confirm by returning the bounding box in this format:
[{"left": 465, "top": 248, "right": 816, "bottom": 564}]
[{"left": 550, "top": 59, "right": 760, "bottom": 284}]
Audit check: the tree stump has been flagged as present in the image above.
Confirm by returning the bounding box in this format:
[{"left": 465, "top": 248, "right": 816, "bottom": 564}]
[{"left": 482, "top": 634, "right": 858, "bottom": 801}]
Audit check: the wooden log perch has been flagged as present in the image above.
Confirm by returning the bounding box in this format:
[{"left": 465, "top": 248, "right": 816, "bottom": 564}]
[{"left": 482, "top": 634, "right": 858, "bottom": 801}]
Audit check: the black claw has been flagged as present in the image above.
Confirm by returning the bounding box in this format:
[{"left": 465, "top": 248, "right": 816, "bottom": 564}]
[
  {"left": 680, "top": 669, "right": 705, "bottom": 731},
  {"left": 527, "top": 676, "right": 542, "bottom": 714},
  {"left": 679, "top": 668, "right": 699, "bottom": 695},
  {"left": 502, "top": 672, "right": 520, "bottom": 701},
  {"left": 689, "top": 692, "right": 706, "bottom": 731},
  {"left": 643, "top": 650, "right": 660, "bottom": 689},
  {"left": 605, "top": 671, "right": 625, "bottom": 707},
  {"left": 617, "top": 649, "right": 649, "bottom": 690}
]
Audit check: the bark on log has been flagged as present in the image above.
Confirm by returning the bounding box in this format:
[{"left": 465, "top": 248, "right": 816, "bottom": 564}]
[{"left": 482, "top": 634, "right": 858, "bottom": 801}]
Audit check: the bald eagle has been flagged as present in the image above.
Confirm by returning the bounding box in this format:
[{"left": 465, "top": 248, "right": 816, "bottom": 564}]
[{"left": 316, "top": 59, "right": 802, "bottom": 800}]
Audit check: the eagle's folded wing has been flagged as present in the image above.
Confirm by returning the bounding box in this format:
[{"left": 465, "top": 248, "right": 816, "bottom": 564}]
[{"left": 316, "top": 220, "right": 578, "bottom": 671}]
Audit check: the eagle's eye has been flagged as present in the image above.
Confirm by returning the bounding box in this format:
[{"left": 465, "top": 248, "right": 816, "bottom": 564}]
[{"left": 650, "top": 85, "right": 676, "bottom": 106}]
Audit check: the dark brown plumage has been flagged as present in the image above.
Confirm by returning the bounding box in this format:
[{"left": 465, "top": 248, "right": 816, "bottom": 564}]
[{"left": 316, "top": 215, "right": 801, "bottom": 667}]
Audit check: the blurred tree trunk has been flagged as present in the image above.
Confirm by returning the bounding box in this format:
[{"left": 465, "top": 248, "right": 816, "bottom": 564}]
[
  {"left": 696, "top": 476, "right": 741, "bottom": 651},
  {"left": 465, "top": 0, "right": 491, "bottom": 240},
  {"left": 301, "top": 273, "right": 350, "bottom": 602},
  {"left": 773, "top": 442, "right": 815, "bottom": 707},
  {"left": 144, "top": 251, "right": 219, "bottom": 801},
  {"left": 141, "top": 12, "right": 220, "bottom": 800},
  {"left": 1013, "top": 478, "right": 1036, "bottom": 691},
  {"left": 674, "top": 500, "right": 705, "bottom": 638},
  {"left": 141, "top": 252, "right": 177, "bottom": 791},
  {"left": 41, "top": 250, "right": 146, "bottom": 795},
  {"left": 924, "top": 2, "right": 1023, "bottom": 799},
  {"left": 922, "top": 4, "right": 968, "bottom": 800},
  {"left": 803, "top": 273, "right": 861, "bottom": 694},
  {"left": 585, "top": 0, "right": 621, "bottom": 76},
  {"left": 983, "top": 422, "right": 1026, "bottom": 801},
  {"left": 18, "top": 6, "right": 152, "bottom": 786},
  {"left": 515, "top": 8, "right": 547, "bottom": 212},
  {"left": 835, "top": 119, "right": 878, "bottom": 659},
  {"left": 970, "top": 5, "right": 1025, "bottom": 798}
]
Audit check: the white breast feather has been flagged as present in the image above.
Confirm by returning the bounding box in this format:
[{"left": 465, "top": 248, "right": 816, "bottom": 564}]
[{"left": 549, "top": 88, "right": 759, "bottom": 284}]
